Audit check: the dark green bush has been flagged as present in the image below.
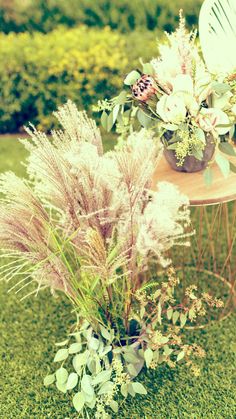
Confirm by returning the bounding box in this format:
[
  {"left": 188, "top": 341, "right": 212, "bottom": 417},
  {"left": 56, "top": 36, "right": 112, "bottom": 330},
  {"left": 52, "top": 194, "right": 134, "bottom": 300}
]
[
  {"left": 0, "top": 27, "right": 159, "bottom": 133},
  {"left": 0, "top": 0, "right": 203, "bottom": 34}
]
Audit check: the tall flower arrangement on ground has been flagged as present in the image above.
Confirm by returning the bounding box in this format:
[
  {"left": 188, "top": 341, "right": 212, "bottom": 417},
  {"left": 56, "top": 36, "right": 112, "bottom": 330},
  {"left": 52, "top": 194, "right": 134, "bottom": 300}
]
[
  {"left": 0, "top": 101, "right": 223, "bottom": 418},
  {"left": 97, "top": 12, "right": 236, "bottom": 179}
]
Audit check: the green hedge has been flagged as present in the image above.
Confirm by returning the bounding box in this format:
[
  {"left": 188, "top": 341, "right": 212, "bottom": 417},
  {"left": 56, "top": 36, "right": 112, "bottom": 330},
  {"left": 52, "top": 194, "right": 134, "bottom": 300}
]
[
  {"left": 0, "top": 27, "right": 160, "bottom": 133},
  {"left": 0, "top": 0, "right": 203, "bottom": 34}
]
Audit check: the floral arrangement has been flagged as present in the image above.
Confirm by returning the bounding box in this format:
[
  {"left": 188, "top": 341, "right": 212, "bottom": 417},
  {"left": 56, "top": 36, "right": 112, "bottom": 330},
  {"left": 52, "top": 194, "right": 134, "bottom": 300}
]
[
  {"left": 97, "top": 12, "right": 236, "bottom": 180},
  {"left": 0, "top": 101, "right": 223, "bottom": 418}
]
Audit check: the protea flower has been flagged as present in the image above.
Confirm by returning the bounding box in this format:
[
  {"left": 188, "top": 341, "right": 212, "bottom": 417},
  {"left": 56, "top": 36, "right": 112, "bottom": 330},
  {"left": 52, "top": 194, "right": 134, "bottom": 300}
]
[{"left": 132, "top": 75, "right": 157, "bottom": 102}]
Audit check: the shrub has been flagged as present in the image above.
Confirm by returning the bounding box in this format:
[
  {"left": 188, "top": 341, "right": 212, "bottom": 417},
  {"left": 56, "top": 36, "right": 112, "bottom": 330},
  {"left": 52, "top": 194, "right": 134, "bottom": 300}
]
[
  {"left": 0, "top": 27, "right": 161, "bottom": 133},
  {"left": 0, "top": 0, "right": 202, "bottom": 34}
]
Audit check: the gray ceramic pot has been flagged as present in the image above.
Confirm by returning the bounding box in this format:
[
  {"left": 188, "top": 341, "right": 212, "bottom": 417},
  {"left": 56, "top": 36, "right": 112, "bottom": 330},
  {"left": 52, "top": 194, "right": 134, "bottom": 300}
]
[{"left": 163, "top": 133, "right": 215, "bottom": 173}]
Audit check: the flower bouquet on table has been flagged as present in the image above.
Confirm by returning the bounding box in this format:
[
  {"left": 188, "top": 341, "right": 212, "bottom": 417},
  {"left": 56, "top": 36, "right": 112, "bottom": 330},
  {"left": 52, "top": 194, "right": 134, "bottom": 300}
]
[
  {"left": 0, "top": 101, "right": 223, "bottom": 418},
  {"left": 97, "top": 12, "right": 236, "bottom": 181}
]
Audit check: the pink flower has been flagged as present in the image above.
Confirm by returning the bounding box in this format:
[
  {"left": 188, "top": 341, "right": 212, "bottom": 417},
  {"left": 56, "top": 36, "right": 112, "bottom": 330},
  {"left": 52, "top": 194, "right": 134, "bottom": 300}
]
[
  {"left": 196, "top": 109, "right": 218, "bottom": 132},
  {"left": 196, "top": 108, "right": 231, "bottom": 135},
  {"left": 132, "top": 75, "right": 157, "bottom": 102}
]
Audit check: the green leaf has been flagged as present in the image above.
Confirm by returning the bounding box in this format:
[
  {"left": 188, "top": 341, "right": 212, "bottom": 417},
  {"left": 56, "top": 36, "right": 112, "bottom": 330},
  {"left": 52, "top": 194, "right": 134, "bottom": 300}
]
[
  {"left": 55, "top": 339, "right": 69, "bottom": 347},
  {"left": 123, "top": 352, "right": 140, "bottom": 364},
  {"left": 56, "top": 381, "right": 67, "bottom": 393},
  {"left": 203, "top": 167, "right": 213, "bottom": 186},
  {"left": 69, "top": 343, "right": 82, "bottom": 354},
  {"left": 167, "top": 307, "right": 173, "bottom": 320},
  {"left": 127, "top": 363, "right": 139, "bottom": 377},
  {"left": 180, "top": 313, "right": 187, "bottom": 328},
  {"left": 100, "top": 325, "right": 111, "bottom": 340},
  {"left": 137, "top": 109, "right": 152, "bottom": 128},
  {"left": 132, "top": 382, "right": 147, "bottom": 395},
  {"left": 163, "top": 345, "right": 173, "bottom": 356},
  {"left": 73, "top": 351, "right": 89, "bottom": 372},
  {"left": 81, "top": 375, "right": 94, "bottom": 396},
  {"left": 219, "top": 142, "right": 236, "bottom": 156},
  {"left": 110, "top": 400, "right": 119, "bottom": 413},
  {"left": 124, "top": 70, "right": 140, "bottom": 85},
  {"left": 98, "top": 380, "right": 114, "bottom": 395},
  {"left": 73, "top": 392, "right": 85, "bottom": 413},
  {"left": 53, "top": 348, "right": 69, "bottom": 363},
  {"left": 114, "top": 90, "right": 128, "bottom": 105},
  {"left": 112, "top": 105, "right": 120, "bottom": 124},
  {"left": 56, "top": 367, "right": 68, "bottom": 384},
  {"left": 141, "top": 62, "right": 155, "bottom": 75},
  {"left": 43, "top": 374, "right": 55, "bottom": 386},
  {"left": 212, "top": 82, "right": 231, "bottom": 94},
  {"left": 66, "top": 372, "right": 78, "bottom": 390},
  {"left": 121, "top": 383, "right": 128, "bottom": 398},
  {"left": 177, "top": 351, "right": 185, "bottom": 362},
  {"left": 107, "top": 112, "right": 114, "bottom": 132},
  {"left": 144, "top": 348, "right": 153, "bottom": 368},
  {"left": 92, "top": 369, "right": 111, "bottom": 386},
  {"left": 230, "top": 162, "right": 236, "bottom": 173},
  {"left": 101, "top": 111, "right": 108, "bottom": 131},
  {"left": 215, "top": 153, "right": 230, "bottom": 178},
  {"left": 172, "top": 311, "right": 179, "bottom": 325},
  {"left": 88, "top": 337, "right": 100, "bottom": 351}
]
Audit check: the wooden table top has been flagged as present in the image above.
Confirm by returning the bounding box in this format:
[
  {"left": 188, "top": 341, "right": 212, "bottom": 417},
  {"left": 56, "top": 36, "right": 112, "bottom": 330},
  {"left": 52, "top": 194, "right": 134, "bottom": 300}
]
[{"left": 152, "top": 156, "right": 236, "bottom": 206}]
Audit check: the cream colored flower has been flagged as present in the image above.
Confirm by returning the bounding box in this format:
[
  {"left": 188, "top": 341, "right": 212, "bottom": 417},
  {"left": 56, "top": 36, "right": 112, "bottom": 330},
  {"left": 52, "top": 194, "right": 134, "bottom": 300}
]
[{"left": 156, "top": 94, "right": 186, "bottom": 124}]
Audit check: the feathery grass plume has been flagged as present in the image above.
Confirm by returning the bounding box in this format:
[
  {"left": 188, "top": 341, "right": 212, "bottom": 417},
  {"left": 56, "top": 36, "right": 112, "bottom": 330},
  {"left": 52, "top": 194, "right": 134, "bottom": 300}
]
[{"left": 0, "top": 101, "right": 224, "bottom": 417}]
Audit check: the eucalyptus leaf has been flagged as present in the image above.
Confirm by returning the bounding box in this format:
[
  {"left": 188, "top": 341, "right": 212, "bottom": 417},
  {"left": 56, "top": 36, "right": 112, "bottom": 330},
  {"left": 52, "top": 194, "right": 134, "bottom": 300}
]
[
  {"left": 107, "top": 112, "right": 114, "bottom": 132},
  {"left": 73, "top": 351, "right": 89, "bottom": 372},
  {"left": 219, "top": 142, "right": 236, "bottom": 156},
  {"left": 132, "top": 382, "right": 147, "bottom": 395},
  {"left": 100, "top": 325, "right": 111, "bottom": 341},
  {"left": 88, "top": 337, "right": 100, "bottom": 351},
  {"left": 127, "top": 363, "right": 138, "bottom": 377},
  {"left": 44, "top": 374, "right": 55, "bottom": 386},
  {"left": 53, "top": 348, "right": 69, "bottom": 363},
  {"left": 56, "top": 367, "right": 68, "bottom": 384},
  {"left": 98, "top": 380, "right": 114, "bottom": 395},
  {"left": 55, "top": 339, "right": 69, "bottom": 347},
  {"left": 69, "top": 343, "right": 82, "bottom": 354},
  {"left": 81, "top": 374, "right": 94, "bottom": 396},
  {"left": 204, "top": 167, "right": 213, "bottom": 186},
  {"left": 73, "top": 392, "right": 85, "bottom": 413},
  {"left": 121, "top": 383, "right": 128, "bottom": 398},
  {"left": 110, "top": 400, "right": 119, "bottom": 413},
  {"left": 92, "top": 369, "right": 112, "bottom": 386},
  {"left": 56, "top": 380, "right": 67, "bottom": 393},
  {"left": 230, "top": 162, "right": 236, "bottom": 173},
  {"left": 137, "top": 109, "right": 152, "bottom": 128},
  {"left": 124, "top": 70, "right": 140, "bottom": 86},
  {"left": 66, "top": 372, "right": 78, "bottom": 390},
  {"left": 215, "top": 153, "right": 230, "bottom": 178},
  {"left": 101, "top": 111, "right": 108, "bottom": 131},
  {"left": 144, "top": 348, "right": 153, "bottom": 368},
  {"left": 115, "top": 90, "right": 128, "bottom": 105},
  {"left": 113, "top": 105, "right": 120, "bottom": 124}
]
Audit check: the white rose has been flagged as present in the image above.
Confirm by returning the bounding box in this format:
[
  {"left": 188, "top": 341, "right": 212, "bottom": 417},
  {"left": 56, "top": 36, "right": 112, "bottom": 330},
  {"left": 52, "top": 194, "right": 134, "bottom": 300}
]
[{"left": 156, "top": 93, "right": 186, "bottom": 124}]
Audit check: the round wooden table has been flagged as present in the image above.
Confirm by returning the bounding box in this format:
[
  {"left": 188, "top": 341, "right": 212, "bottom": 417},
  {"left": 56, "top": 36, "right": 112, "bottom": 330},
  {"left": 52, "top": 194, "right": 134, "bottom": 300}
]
[{"left": 152, "top": 157, "right": 236, "bottom": 323}]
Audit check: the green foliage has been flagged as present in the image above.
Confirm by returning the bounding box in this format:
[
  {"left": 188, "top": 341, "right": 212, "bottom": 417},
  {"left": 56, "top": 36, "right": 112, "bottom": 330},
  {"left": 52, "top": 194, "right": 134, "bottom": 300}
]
[
  {"left": 0, "top": 27, "right": 160, "bottom": 133},
  {"left": 0, "top": 137, "right": 235, "bottom": 418},
  {"left": 0, "top": 0, "right": 202, "bottom": 34},
  {"left": 0, "top": 26, "right": 129, "bottom": 133}
]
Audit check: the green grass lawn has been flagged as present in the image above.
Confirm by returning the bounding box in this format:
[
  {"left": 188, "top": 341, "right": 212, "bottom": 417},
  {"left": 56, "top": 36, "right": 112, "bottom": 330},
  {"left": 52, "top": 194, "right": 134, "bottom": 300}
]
[{"left": 0, "top": 136, "right": 236, "bottom": 419}]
